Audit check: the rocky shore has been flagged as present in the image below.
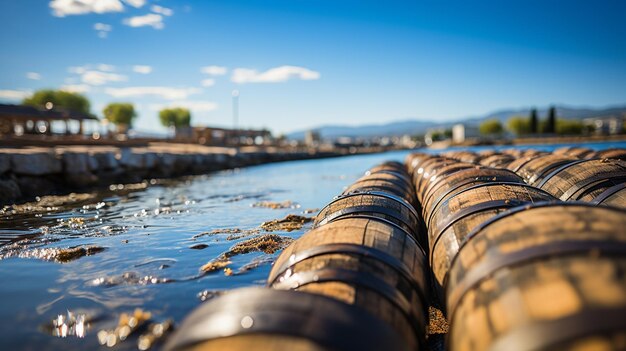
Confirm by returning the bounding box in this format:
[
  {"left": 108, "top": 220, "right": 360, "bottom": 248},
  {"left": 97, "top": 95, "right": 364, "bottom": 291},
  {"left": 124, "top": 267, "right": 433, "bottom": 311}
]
[{"left": 0, "top": 142, "right": 382, "bottom": 205}]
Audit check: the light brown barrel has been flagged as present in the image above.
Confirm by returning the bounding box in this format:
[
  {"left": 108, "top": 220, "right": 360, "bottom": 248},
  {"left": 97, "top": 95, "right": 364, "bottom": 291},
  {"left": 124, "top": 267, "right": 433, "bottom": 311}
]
[
  {"left": 478, "top": 154, "right": 516, "bottom": 168},
  {"left": 427, "top": 182, "right": 555, "bottom": 291},
  {"left": 537, "top": 159, "right": 626, "bottom": 201},
  {"left": 409, "top": 156, "right": 454, "bottom": 197},
  {"left": 592, "top": 182, "right": 626, "bottom": 208},
  {"left": 422, "top": 168, "right": 525, "bottom": 228},
  {"left": 508, "top": 154, "right": 577, "bottom": 186},
  {"left": 314, "top": 192, "right": 425, "bottom": 246},
  {"left": 416, "top": 162, "right": 478, "bottom": 205},
  {"left": 164, "top": 288, "right": 411, "bottom": 351},
  {"left": 442, "top": 150, "right": 482, "bottom": 164},
  {"left": 405, "top": 152, "right": 433, "bottom": 176},
  {"left": 590, "top": 148, "right": 626, "bottom": 161},
  {"left": 553, "top": 146, "right": 596, "bottom": 158},
  {"left": 344, "top": 173, "right": 417, "bottom": 206},
  {"left": 368, "top": 160, "right": 407, "bottom": 174},
  {"left": 446, "top": 204, "right": 626, "bottom": 351},
  {"left": 268, "top": 217, "right": 429, "bottom": 350},
  {"left": 412, "top": 158, "right": 472, "bottom": 203}
]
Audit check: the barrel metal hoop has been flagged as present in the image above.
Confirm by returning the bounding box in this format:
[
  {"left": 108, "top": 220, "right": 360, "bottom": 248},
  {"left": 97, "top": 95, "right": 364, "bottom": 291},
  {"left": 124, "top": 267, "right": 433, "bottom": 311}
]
[
  {"left": 352, "top": 175, "right": 414, "bottom": 193},
  {"left": 327, "top": 190, "right": 420, "bottom": 223},
  {"left": 272, "top": 267, "right": 427, "bottom": 339},
  {"left": 486, "top": 306, "right": 626, "bottom": 351},
  {"left": 560, "top": 172, "right": 626, "bottom": 201},
  {"left": 268, "top": 243, "right": 428, "bottom": 302},
  {"left": 426, "top": 179, "right": 528, "bottom": 228},
  {"left": 527, "top": 159, "right": 576, "bottom": 185},
  {"left": 447, "top": 240, "right": 626, "bottom": 320},
  {"left": 429, "top": 199, "right": 526, "bottom": 266},
  {"left": 592, "top": 182, "right": 626, "bottom": 204},
  {"left": 345, "top": 184, "right": 416, "bottom": 203},
  {"left": 509, "top": 156, "right": 537, "bottom": 173},
  {"left": 535, "top": 159, "right": 589, "bottom": 189},
  {"left": 420, "top": 165, "right": 482, "bottom": 204},
  {"left": 364, "top": 169, "right": 413, "bottom": 189},
  {"left": 315, "top": 206, "right": 418, "bottom": 241}
]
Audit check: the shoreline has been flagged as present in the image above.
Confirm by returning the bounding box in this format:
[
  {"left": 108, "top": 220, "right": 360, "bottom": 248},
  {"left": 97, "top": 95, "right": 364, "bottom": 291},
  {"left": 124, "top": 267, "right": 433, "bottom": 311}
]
[{"left": 0, "top": 143, "right": 401, "bottom": 206}]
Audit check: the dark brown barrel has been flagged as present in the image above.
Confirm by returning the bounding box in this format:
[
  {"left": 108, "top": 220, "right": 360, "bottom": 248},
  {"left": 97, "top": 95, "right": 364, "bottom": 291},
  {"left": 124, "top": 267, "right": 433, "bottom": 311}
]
[
  {"left": 427, "top": 182, "right": 555, "bottom": 290},
  {"left": 508, "top": 154, "right": 577, "bottom": 186},
  {"left": 344, "top": 173, "right": 416, "bottom": 206},
  {"left": 592, "top": 182, "right": 626, "bottom": 208},
  {"left": 478, "top": 154, "right": 516, "bottom": 168},
  {"left": 590, "top": 148, "right": 626, "bottom": 161},
  {"left": 446, "top": 203, "right": 626, "bottom": 351},
  {"left": 164, "top": 288, "right": 411, "bottom": 351},
  {"left": 268, "top": 217, "right": 429, "bottom": 350},
  {"left": 314, "top": 192, "right": 425, "bottom": 246},
  {"left": 422, "top": 168, "right": 525, "bottom": 228},
  {"left": 553, "top": 146, "right": 596, "bottom": 158},
  {"left": 538, "top": 159, "right": 626, "bottom": 201}
]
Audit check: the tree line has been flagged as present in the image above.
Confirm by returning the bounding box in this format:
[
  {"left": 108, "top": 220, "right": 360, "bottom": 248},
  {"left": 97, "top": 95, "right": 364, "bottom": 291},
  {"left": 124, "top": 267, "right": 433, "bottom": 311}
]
[
  {"left": 479, "top": 106, "right": 589, "bottom": 136},
  {"left": 21, "top": 89, "right": 192, "bottom": 131}
]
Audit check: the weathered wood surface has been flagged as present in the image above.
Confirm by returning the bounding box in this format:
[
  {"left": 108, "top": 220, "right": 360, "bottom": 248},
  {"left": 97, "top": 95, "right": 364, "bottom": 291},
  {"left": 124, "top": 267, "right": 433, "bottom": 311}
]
[
  {"left": 553, "top": 146, "right": 596, "bottom": 159},
  {"left": 446, "top": 204, "right": 626, "bottom": 351},
  {"left": 590, "top": 148, "right": 626, "bottom": 161},
  {"left": 478, "top": 154, "right": 516, "bottom": 168},
  {"left": 538, "top": 159, "right": 626, "bottom": 201},
  {"left": 344, "top": 172, "right": 417, "bottom": 206},
  {"left": 506, "top": 154, "right": 577, "bottom": 186},
  {"left": 427, "top": 182, "right": 555, "bottom": 290},
  {"left": 592, "top": 182, "right": 626, "bottom": 208},
  {"left": 269, "top": 217, "right": 429, "bottom": 350},
  {"left": 164, "top": 288, "right": 411, "bottom": 351}
]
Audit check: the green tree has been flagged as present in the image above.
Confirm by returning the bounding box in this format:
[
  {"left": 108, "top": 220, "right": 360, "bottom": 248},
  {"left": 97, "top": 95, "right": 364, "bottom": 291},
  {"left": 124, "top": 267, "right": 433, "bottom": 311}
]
[
  {"left": 159, "top": 107, "right": 191, "bottom": 128},
  {"left": 529, "top": 108, "right": 538, "bottom": 134},
  {"left": 103, "top": 103, "right": 136, "bottom": 128},
  {"left": 23, "top": 89, "right": 91, "bottom": 115},
  {"left": 544, "top": 106, "right": 557, "bottom": 134},
  {"left": 556, "top": 119, "right": 584, "bottom": 135},
  {"left": 479, "top": 119, "right": 503, "bottom": 135},
  {"left": 507, "top": 116, "right": 531, "bottom": 135}
]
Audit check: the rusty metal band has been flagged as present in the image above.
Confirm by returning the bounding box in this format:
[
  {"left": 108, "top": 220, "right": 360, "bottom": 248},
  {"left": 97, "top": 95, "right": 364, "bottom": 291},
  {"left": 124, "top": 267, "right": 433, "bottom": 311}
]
[
  {"left": 163, "top": 288, "right": 411, "bottom": 351},
  {"left": 592, "top": 182, "right": 626, "bottom": 204},
  {"left": 426, "top": 180, "right": 542, "bottom": 229},
  {"left": 429, "top": 199, "right": 526, "bottom": 266},
  {"left": 272, "top": 267, "right": 427, "bottom": 342},
  {"left": 345, "top": 184, "right": 413, "bottom": 202},
  {"left": 560, "top": 172, "right": 626, "bottom": 201},
  {"left": 535, "top": 159, "right": 589, "bottom": 189},
  {"left": 268, "top": 243, "right": 428, "bottom": 303},
  {"left": 420, "top": 164, "right": 479, "bottom": 203},
  {"left": 527, "top": 159, "right": 577, "bottom": 185},
  {"left": 327, "top": 190, "right": 420, "bottom": 221},
  {"left": 447, "top": 240, "right": 626, "bottom": 319},
  {"left": 486, "top": 306, "right": 626, "bottom": 351}
]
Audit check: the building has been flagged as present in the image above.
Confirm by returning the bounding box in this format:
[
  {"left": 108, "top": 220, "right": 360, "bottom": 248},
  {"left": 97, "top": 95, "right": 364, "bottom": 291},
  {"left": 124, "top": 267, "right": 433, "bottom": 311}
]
[
  {"left": 0, "top": 103, "right": 98, "bottom": 137},
  {"left": 583, "top": 115, "right": 625, "bottom": 135},
  {"left": 192, "top": 126, "right": 272, "bottom": 146},
  {"left": 452, "top": 123, "right": 480, "bottom": 143}
]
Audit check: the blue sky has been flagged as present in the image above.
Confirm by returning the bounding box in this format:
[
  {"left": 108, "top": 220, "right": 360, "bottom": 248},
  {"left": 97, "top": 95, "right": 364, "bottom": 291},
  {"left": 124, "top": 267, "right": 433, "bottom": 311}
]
[{"left": 0, "top": 0, "right": 625, "bottom": 134}]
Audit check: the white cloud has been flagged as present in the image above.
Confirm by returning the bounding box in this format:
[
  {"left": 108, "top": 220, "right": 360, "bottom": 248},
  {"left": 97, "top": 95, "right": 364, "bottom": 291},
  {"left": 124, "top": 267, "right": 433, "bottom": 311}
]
[
  {"left": 133, "top": 65, "right": 153, "bottom": 74},
  {"left": 104, "top": 86, "right": 202, "bottom": 100},
  {"left": 97, "top": 64, "right": 115, "bottom": 72},
  {"left": 81, "top": 71, "right": 127, "bottom": 85},
  {"left": 0, "top": 89, "right": 32, "bottom": 101},
  {"left": 151, "top": 5, "right": 173, "bottom": 16},
  {"left": 231, "top": 65, "right": 320, "bottom": 84},
  {"left": 201, "top": 78, "right": 215, "bottom": 87},
  {"left": 94, "top": 23, "right": 112, "bottom": 38},
  {"left": 69, "top": 64, "right": 115, "bottom": 74},
  {"left": 201, "top": 65, "right": 227, "bottom": 76},
  {"left": 50, "top": 0, "right": 124, "bottom": 17},
  {"left": 149, "top": 101, "right": 218, "bottom": 112},
  {"left": 26, "top": 72, "right": 41, "bottom": 80},
  {"left": 60, "top": 84, "right": 91, "bottom": 93},
  {"left": 124, "top": 0, "right": 146, "bottom": 8},
  {"left": 123, "top": 13, "right": 164, "bottom": 29}
]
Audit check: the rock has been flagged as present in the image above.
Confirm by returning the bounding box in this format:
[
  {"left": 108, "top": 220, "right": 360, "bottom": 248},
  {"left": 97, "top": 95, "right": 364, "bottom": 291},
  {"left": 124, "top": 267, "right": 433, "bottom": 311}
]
[
  {"left": 65, "top": 172, "right": 98, "bottom": 187},
  {"left": 117, "top": 148, "right": 145, "bottom": 169},
  {"left": 0, "top": 153, "right": 10, "bottom": 175},
  {"left": 91, "top": 152, "right": 119, "bottom": 170},
  {"left": 60, "top": 152, "right": 91, "bottom": 174},
  {"left": 16, "top": 176, "right": 58, "bottom": 197},
  {"left": 11, "top": 152, "right": 62, "bottom": 175},
  {"left": 0, "top": 178, "right": 21, "bottom": 204}
]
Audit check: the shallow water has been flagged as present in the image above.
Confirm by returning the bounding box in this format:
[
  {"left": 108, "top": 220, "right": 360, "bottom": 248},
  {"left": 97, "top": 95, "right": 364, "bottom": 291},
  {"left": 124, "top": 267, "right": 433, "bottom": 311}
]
[{"left": 0, "top": 141, "right": 624, "bottom": 350}]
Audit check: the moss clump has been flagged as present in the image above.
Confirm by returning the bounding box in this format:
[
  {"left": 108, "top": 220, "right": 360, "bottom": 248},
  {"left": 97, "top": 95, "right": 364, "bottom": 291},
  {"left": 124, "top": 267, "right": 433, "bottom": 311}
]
[
  {"left": 260, "top": 215, "right": 313, "bottom": 232},
  {"left": 226, "top": 234, "right": 293, "bottom": 256}
]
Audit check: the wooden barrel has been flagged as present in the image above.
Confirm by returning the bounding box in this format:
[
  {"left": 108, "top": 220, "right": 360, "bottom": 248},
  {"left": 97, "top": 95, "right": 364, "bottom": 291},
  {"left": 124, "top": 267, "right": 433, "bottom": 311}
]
[
  {"left": 344, "top": 173, "right": 417, "bottom": 206},
  {"left": 507, "top": 154, "right": 577, "bottom": 186},
  {"left": 445, "top": 203, "right": 626, "bottom": 351},
  {"left": 368, "top": 161, "right": 406, "bottom": 174},
  {"left": 405, "top": 153, "right": 433, "bottom": 176},
  {"left": 442, "top": 151, "right": 482, "bottom": 164},
  {"left": 409, "top": 156, "right": 452, "bottom": 193},
  {"left": 427, "top": 182, "right": 555, "bottom": 291},
  {"left": 314, "top": 192, "right": 425, "bottom": 246},
  {"left": 415, "top": 162, "right": 477, "bottom": 205},
  {"left": 268, "top": 217, "right": 429, "bottom": 350},
  {"left": 411, "top": 157, "right": 469, "bottom": 202},
  {"left": 590, "top": 148, "right": 626, "bottom": 161},
  {"left": 592, "top": 182, "right": 626, "bottom": 208},
  {"left": 479, "top": 154, "right": 516, "bottom": 168},
  {"left": 537, "top": 159, "right": 626, "bottom": 201},
  {"left": 163, "top": 288, "right": 411, "bottom": 351},
  {"left": 422, "top": 168, "right": 525, "bottom": 228},
  {"left": 553, "top": 146, "right": 596, "bottom": 159}
]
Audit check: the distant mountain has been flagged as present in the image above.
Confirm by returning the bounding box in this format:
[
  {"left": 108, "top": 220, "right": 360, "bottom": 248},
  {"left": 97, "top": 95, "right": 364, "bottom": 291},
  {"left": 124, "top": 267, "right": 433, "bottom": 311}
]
[{"left": 286, "top": 104, "right": 626, "bottom": 139}]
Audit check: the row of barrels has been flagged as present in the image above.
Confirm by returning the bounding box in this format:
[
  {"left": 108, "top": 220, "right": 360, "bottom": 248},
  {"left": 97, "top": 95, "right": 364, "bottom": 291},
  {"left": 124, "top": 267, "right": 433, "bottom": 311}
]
[
  {"left": 405, "top": 149, "right": 626, "bottom": 350},
  {"left": 165, "top": 162, "right": 431, "bottom": 351}
]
